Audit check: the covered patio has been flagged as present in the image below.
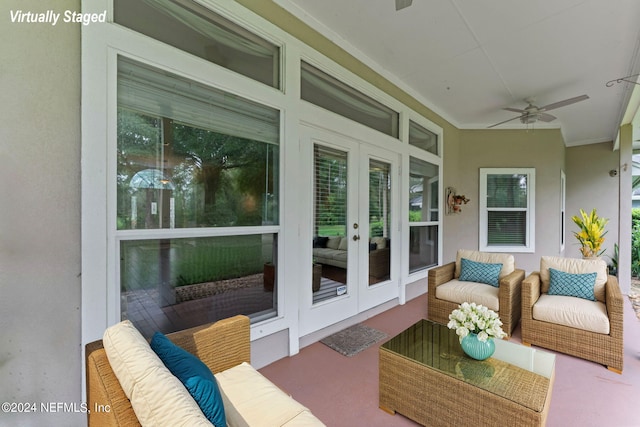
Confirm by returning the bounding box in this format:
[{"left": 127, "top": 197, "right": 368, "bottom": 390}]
[
  {"left": 6, "top": 0, "right": 640, "bottom": 425},
  {"left": 260, "top": 293, "right": 640, "bottom": 426}
]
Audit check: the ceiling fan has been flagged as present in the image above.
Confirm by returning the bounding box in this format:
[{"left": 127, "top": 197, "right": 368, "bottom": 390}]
[
  {"left": 487, "top": 94, "right": 589, "bottom": 128},
  {"left": 395, "top": 0, "right": 413, "bottom": 11}
]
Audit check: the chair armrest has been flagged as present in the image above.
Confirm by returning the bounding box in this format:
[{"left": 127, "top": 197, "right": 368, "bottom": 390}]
[
  {"left": 499, "top": 269, "right": 525, "bottom": 294},
  {"left": 497, "top": 269, "right": 524, "bottom": 336},
  {"left": 498, "top": 269, "right": 524, "bottom": 305},
  {"left": 521, "top": 272, "right": 542, "bottom": 320},
  {"left": 167, "top": 315, "right": 251, "bottom": 374},
  {"left": 605, "top": 275, "right": 624, "bottom": 339},
  {"left": 369, "top": 247, "right": 390, "bottom": 262},
  {"left": 428, "top": 262, "right": 455, "bottom": 294}
]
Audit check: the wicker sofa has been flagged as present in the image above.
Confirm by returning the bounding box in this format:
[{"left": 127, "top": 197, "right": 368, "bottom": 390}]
[
  {"left": 85, "top": 315, "right": 325, "bottom": 426},
  {"left": 427, "top": 250, "right": 525, "bottom": 337},
  {"left": 312, "top": 235, "right": 390, "bottom": 279},
  {"left": 521, "top": 256, "right": 624, "bottom": 373}
]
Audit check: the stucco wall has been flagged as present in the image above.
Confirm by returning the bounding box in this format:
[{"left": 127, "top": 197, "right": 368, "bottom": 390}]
[
  {"left": 443, "top": 129, "right": 566, "bottom": 273},
  {"left": 0, "top": 0, "right": 82, "bottom": 425},
  {"left": 565, "top": 142, "right": 620, "bottom": 262}
]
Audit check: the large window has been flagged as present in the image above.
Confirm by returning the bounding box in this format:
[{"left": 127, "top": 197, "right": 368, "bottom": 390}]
[
  {"left": 117, "top": 56, "right": 280, "bottom": 336},
  {"left": 114, "top": 0, "right": 281, "bottom": 88},
  {"left": 480, "top": 168, "right": 535, "bottom": 252},
  {"left": 409, "top": 120, "right": 438, "bottom": 156},
  {"left": 301, "top": 61, "right": 399, "bottom": 137},
  {"left": 409, "top": 157, "right": 439, "bottom": 272}
]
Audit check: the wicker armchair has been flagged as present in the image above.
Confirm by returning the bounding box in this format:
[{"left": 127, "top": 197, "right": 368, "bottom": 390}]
[
  {"left": 521, "top": 256, "right": 623, "bottom": 373},
  {"left": 427, "top": 250, "right": 525, "bottom": 337}
]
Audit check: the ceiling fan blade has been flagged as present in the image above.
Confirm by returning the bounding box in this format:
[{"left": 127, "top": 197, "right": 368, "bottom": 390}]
[
  {"left": 395, "top": 0, "right": 413, "bottom": 11},
  {"left": 503, "top": 107, "right": 527, "bottom": 113},
  {"left": 540, "top": 94, "right": 589, "bottom": 112},
  {"left": 487, "top": 115, "right": 522, "bottom": 128},
  {"left": 537, "top": 113, "right": 557, "bottom": 122}
]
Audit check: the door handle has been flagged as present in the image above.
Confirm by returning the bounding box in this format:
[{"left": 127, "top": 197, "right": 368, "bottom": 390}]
[{"left": 352, "top": 235, "right": 360, "bottom": 241}]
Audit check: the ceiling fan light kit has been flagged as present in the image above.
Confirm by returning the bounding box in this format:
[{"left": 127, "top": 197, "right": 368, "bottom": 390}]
[{"left": 520, "top": 115, "right": 537, "bottom": 125}]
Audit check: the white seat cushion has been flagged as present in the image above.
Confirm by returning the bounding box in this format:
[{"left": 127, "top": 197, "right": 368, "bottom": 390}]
[
  {"left": 435, "top": 279, "right": 499, "bottom": 311},
  {"left": 455, "top": 249, "right": 515, "bottom": 279},
  {"left": 282, "top": 410, "right": 328, "bottom": 426},
  {"left": 532, "top": 294, "right": 610, "bottom": 334},
  {"left": 215, "top": 362, "right": 325, "bottom": 427}
]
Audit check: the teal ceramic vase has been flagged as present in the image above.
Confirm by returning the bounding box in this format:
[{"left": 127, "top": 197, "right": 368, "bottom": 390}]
[{"left": 460, "top": 333, "right": 495, "bottom": 361}]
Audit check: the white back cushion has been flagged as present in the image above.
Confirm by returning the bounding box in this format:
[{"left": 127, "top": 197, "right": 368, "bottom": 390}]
[
  {"left": 103, "top": 320, "right": 212, "bottom": 427},
  {"left": 539, "top": 256, "right": 607, "bottom": 302},
  {"left": 454, "top": 249, "right": 515, "bottom": 279},
  {"left": 325, "top": 236, "right": 341, "bottom": 250}
]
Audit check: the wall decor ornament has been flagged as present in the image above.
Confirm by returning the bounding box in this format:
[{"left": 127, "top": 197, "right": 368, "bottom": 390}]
[{"left": 446, "top": 187, "right": 470, "bottom": 214}]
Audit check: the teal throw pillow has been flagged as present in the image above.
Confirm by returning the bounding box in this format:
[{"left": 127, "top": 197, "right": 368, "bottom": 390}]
[
  {"left": 459, "top": 258, "right": 502, "bottom": 287},
  {"left": 547, "top": 267, "right": 597, "bottom": 301},
  {"left": 151, "top": 332, "right": 226, "bottom": 427}
]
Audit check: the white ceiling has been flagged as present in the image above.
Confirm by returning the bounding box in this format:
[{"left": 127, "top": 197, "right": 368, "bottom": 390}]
[{"left": 274, "top": 0, "right": 640, "bottom": 146}]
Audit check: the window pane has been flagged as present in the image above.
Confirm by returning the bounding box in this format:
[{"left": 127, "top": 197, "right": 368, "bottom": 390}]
[
  {"left": 487, "top": 211, "right": 527, "bottom": 246},
  {"left": 487, "top": 174, "right": 528, "bottom": 208},
  {"left": 480, "top": 168, "right": 534, "bottom": 252},
  {"left": 409, "top": 225, "right": 438, "bottom": 273},
  {"left": 121, "top": 234, "right": 277, "bottom": 337},
  {"left": 117, "top": 58, "right": 279, "bottom": 229},
  {"left": 369, "top": 159, "right": 391, "bottom": 284},
  {"left": 312, "top": 145, "right": 348, "bottom": 304},
  {"left": 409, "top": 120, "right": 438, "bottom": 155},
  {"left": 409, "top": 157, "right": 439, "bottom": 222},
  {"left": 314, "top": 145, "right": 348, "bottom": 237},
  {"left": 301, "top": 61, "right": 399, "bottom": 137},
  {"left": 114, "top": 0, "right": 280, "bottom": 88}
]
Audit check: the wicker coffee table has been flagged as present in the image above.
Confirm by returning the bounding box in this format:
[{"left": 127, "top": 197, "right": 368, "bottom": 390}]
[{"left": 379, "top": 319, "right": 555, "bottom": 427}]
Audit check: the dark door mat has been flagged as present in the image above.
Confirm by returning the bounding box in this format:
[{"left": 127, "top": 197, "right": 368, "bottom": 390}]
[{"left": 320, "top": 323, "right": 388, "bottom": 357}]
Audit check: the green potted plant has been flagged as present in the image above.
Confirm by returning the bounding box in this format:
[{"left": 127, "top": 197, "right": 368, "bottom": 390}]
[{"left": 572, "top": 208, "right": 608, "bottom": 258}]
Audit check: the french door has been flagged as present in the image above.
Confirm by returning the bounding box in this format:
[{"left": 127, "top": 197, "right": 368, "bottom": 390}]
[{"left": 299, "top": 126, "right": 398, "bottom": 335}]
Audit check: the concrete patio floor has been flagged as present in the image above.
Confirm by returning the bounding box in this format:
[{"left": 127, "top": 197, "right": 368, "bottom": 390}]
[{"left": 260, "top": 293, "right": 640, "bottom": 427}]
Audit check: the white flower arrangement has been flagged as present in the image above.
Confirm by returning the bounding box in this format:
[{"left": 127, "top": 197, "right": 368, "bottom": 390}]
[{"left": 447, "top": 302, "right": 507, "bottom": 342}]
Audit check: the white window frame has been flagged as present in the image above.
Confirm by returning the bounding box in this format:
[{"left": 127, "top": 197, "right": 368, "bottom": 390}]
[
  {"left": 560, "top": 170, "right": 566, "bottom": 253},
  {"left": 479, "top": 168, "right": 535, "bottom": 253}
]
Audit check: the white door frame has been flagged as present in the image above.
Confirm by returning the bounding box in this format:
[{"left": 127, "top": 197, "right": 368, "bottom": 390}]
[{"left": 299, "top": 124, "right": 399, "bottom": 336}]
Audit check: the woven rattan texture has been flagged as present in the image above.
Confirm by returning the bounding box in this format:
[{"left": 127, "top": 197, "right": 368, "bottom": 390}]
[
  {"left": 427, "top": 262, "right": 524, "bottom": 337},
  {"left": 85, "top": 315, "right": 251, "bottom": 426},
  {"left": 379, "top": 347, "right": 553, "bottom": 427},
  {"left": 521, "top": 273, "right": 623, "bottom": 372}
]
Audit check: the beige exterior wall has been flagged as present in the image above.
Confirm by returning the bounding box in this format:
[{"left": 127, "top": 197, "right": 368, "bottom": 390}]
[
  {"left": 566, "top": 142, "right": 620, "bottom": 262},
  {"left": 1, "top": 0, "right": 82, "bottom": 425},
  {"left": 444, "top": 129, "right": 566, "bottom": 273}
]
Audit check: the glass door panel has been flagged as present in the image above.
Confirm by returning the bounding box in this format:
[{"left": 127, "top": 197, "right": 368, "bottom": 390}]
[
  {"left": 312, "top": 145, "right": 349, "bottom": 304},
  {"left": 300, "top": 126, "right": 398, "bottom": 335},
  {"left": 368, "top": 159, "right": 391, "bottom": 285},
  {"left": 358, "top": 146, "right": 398, "bottom": 312}
]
